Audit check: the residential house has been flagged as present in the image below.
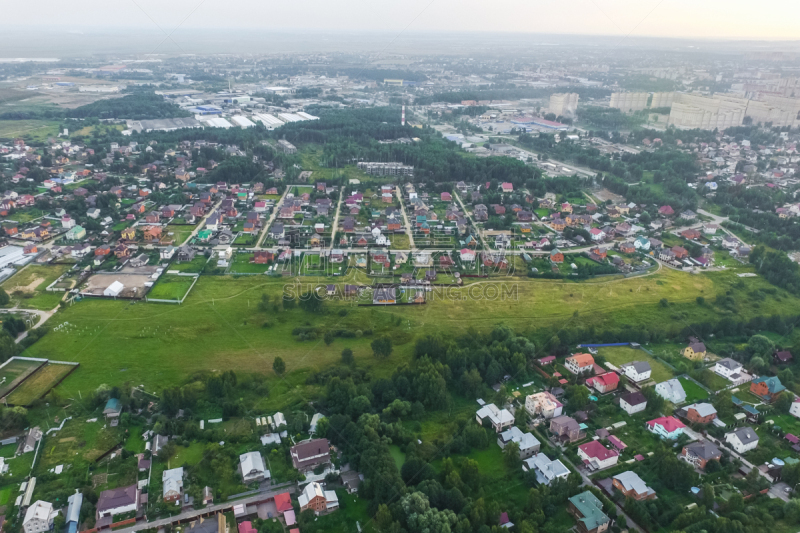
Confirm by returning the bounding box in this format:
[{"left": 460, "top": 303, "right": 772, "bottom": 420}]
[
  {"left": 525, "top": 391, "right": 563, "bottom": 419},
  {"left": 96, "top": 485, "right": 139, "bottom": 519},
  {"left": 672, "top": 246, "right": 689, "bottom": 260},
  {"left": 725, "top": 427, "right": 759, "bottom": 453},
  {"left": 568, "top": 491, "right": 610, "bottom": 533},
  {"left": 612, "top": 471, "right": 655, "bottom": 500},
  {"left": 685, "top": 403, "right": 717, "bottom": 424},
  {"left": 239, "top": 452, "right": 269, "bottom": 483},
  {"left": 646, "top": 416, "right": 686, "bottom": 440},
  {"left": 103, "top": 398, "right": 121, "bottom": 419},
  {"left": 65, "top": 491, "right": 83, "bottom": 533},
  {"left": 522, "top": 453, "right": 570, "bottom": 486},
  {"left": 749, "top": 376, "right": 785, "bottom": 403},
  {"left": 586, "top": 372, "right": 619, "bottom": 394},
  {"left": 497, "top": 426, "right": 540, "bottom": 459},
  {"left": 298, "top": 482, "right": 338, "bottom": 515},
  {"left": 681, "top": 441, "right": 722, "bottom": 469},
  {"left": 619, "top": 361, "right": 652, "bottom": 383},
  {"left": 290, "top": 439, "right": 331, "bottom": 472},
  {"left": 23, "top": 501, "right": 56, "bottom": 533},
  {"left": 774, "top": 350, "right": 793, "bottom": 364},
  {"left": 578, "top": 441, "right": 619, "bottom": 471},
  {"left": 713, "top": 358, "right": 748, "bottom": 384},
  {"left": 791, "top": 399, "right": 800, "bottom": 419},
  {"left": 565, "top": 353, "right": 595, "bottom": 375},
  {"left": 619, "top": 392, "right": 647, "bottom": 415},
  {"left": 681, "top": 341, "right": 707, "bottom": 360},
  {"left": 550, "top": 415, "right": 585, "bottom": 443},
  {"left": 373, "top": 287, "right": 397, "bottom": 305},
  {"left": 162, "top": 467, "right": 184, "bottom": 502},
  {"left": 476, "top": 403, "right": 515, "bottom": 433}
]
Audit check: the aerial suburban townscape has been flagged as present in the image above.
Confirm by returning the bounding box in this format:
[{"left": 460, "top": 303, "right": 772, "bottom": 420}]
[{"left": 2, "top": 3, "right": 800, "bottom": 533}]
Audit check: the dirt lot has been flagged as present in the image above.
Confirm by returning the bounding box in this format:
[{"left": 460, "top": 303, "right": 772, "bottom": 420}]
[
  {"left": 593, "top": 187, "right": 626, "bottom": 203},
  {"left": 82, "top": 266, "right": 159, "bottom": 299}
]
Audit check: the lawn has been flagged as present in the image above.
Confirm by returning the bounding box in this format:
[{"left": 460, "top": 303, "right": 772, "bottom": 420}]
[
  {"left": 678, "top": 377, "right": 709, "bottom": 403},
  {"left": 0, "top": 485, "right": 12, "bottom": 506},
  {"left": 171, "top": 441, "right": 207, "bottom": 466},
  {"left": 597, "top": 346, "right": 675, "bottom": 383},
  {"left": 147, "top": 275, "right": 196, "bottom": 301},
  {"left": 169, "top": 256, "right": 208, "bottom": 273},
  {"left": 37, "top": 418, "right": 124, "bottom": 471},
  {"left": 6, "top": 363, "right": 75, "bottom": 406},
  {"left": 1, "top": 264, "right": 72, "bottom": 310},
  {"left": 0, "top": 358, "right": 45, "bottom": 397},
  {"left": 230, "top": 254, "right": 271, "bottom": 274},
  {"left": 164, "top": 224, "right": 196, "bottom": 245},
  {"left": 389, "top": 444, "right": 406, "bottom": 470}
]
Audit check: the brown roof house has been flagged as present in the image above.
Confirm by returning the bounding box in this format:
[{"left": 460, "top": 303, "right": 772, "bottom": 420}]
[
  {"left": 96, "top": 484, "right": 139, "bottom": 519},
  {"left": 550, "top": 415, "right": 585, "bottom": 443},
  {"left": 290, "top": 439, "right": 331, "bottom": 472}
]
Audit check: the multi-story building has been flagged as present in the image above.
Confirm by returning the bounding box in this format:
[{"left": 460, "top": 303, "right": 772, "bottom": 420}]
[
  {"left": 356, "top": 162, "right": 414, "bottom": 177},
  {"left": 549, "top": 93, "right": 579, "bottom": 119}
]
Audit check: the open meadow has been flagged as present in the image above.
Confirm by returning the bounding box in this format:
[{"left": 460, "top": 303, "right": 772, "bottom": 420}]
[
  {"left": 19, "top": 265, "right": 800, "bottom": 398},
  {"left": 6, "top": 363, "right": 75, "bottom": 406},
  {"left": 1, "top": 264, "right": 72, "bottom": 310}
]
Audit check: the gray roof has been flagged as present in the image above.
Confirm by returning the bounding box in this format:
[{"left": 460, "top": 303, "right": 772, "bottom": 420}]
[
  {"left": 687, "top": 403, "right": 717, "bottom": 418},
  {"left": 717, "top": 358, "right": 742, "bottom": 370},
  {"left": 728, "top": 427, "right": 759, "bottom": 445},
  {"left": 684, "top": 440, "right": 721, "bottom": 460},
  {"left": 623, "top": 361, "right": 651, "bottom": 374},
  {"left": 613, "top": 471, "right": 655, "bottom": 497}
]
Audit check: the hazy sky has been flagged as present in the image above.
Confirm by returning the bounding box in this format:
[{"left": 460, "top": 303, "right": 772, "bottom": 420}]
[{"left": 4, "top": 0, "right": 800, "bottom": 41}]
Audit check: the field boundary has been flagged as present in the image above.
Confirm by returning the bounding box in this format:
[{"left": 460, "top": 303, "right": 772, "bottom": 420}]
[
  {"left": 0, "top": 357, "right": 80, "bottom": 406},
  {"left": 0, "top": 356, "right": 48, "bottom": 399},
  {"left": 145, "top": 273, "right": 200, "bottom": 305}
]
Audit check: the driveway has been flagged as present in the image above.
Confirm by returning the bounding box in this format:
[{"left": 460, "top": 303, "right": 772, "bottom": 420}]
[{"left": 769, "top": 482, "right": 791, "bottom": 502}]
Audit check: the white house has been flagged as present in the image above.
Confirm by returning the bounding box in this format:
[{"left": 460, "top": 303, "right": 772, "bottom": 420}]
[
  {"left": 476, "top": 403, "right": 514, "bottom": 433},
  {"left": 713, "top": 358, "right": 743, "bottom": 380},
  {"left": 620, "top": 361, "right": 652, "bottom": 382},
  {"left": 160, "top": 246, "right": 175, "bottom": 260},
  {"left": 655, "top": 378, "right": 686, "bottom": 404},
  {"left": 589, "top": 228, "right": 605, "bottom": 242},
  {"left": 525, "top": 391, "right": 563, "bottom": 419},
  {"left": 633, "top": 236, "right": 650, "bottom": 250},
  {"left": 162, "top": 467, "right": 184, "bottom": 502},
  {"left": 725, "top": 427, "right": 759, "bottom": 454},
  {"left": 23, "top": 501, "right": 56, "bottom": 533},
  {"left": 87, "top": 208, "right": 101, "bottom": 219},
  {"left": 497, "top": 426, "right": 540, "bottom": 459},
  {"left": 239, "top": 452, "right": 269, "bottom": 483},
  {"left": 565, "top": 353, "right": 595, "bottom": 375},
  {"left": 523, "top": 453, "right": 570, "bottom": 486},
  {"left": 790, "top": 399, "right": 800, "bottom": 419},
  {"left": 619, "top": 391, "right": 647, "bottom": 415}
]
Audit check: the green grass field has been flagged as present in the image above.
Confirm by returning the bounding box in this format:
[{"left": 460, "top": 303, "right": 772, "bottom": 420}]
[
  {"left": 597, "top": 346, "right": 675, "bottom": 383},
  {"left": 17, "top": 265, "right": 800, "bottom": 396},
  {"left": 37, "top": 418, "right": 123, "bottom": 471},
  {"left": 6, "top": 363, "right": 74, "bottom": 406},
  {"left": 147, "top": 275, "right": 196, "bottom": 301},
  {"left": 1, "top": 264, "right": 72, "bottom": 310},
  {"left": 0, "top": 119, "right": 60, "bottom": 143},
  {"left": 0, "top": 358, "right": 45, "bottom": 397},
  {"left": 170, "top": 255, "right": 208, "bottom": 273},
  {"left": 230, "top": 253, "right": 271, "bottom": 274},
  {"left": 164, "top": 225, "right": 197, "bottom": 245},
  {"left": 678, "top": 377, "right": 710, "bottom": 403}
]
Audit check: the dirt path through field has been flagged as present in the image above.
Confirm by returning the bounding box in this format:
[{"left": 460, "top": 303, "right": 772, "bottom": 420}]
[{"left": 10, "top": 277, "right": 44, "bottom": 293}]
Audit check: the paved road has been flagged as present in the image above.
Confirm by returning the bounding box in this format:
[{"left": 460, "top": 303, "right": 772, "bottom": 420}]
[
  {"left": 395, "top": 186, "right": 415, "bottom": 249},
  {"left": 113, "top": 484, "right": 296, "bottom": 533},
  {"left": 256, "top": 187, "right": 291, "bottom": 249},
  {"left": 0, "top": 305, "right": 61, "bottom": 343}
]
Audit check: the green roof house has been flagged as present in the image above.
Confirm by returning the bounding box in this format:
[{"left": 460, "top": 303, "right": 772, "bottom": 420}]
[
  {"left": 65, "top": 225, "right": 86, "bottom": 241},
  {"left": 197, "top": 229, "right": 212, "bottom": 242},
  {"left": 568, "top": 491, "right": 610, "bottom": 533}
]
